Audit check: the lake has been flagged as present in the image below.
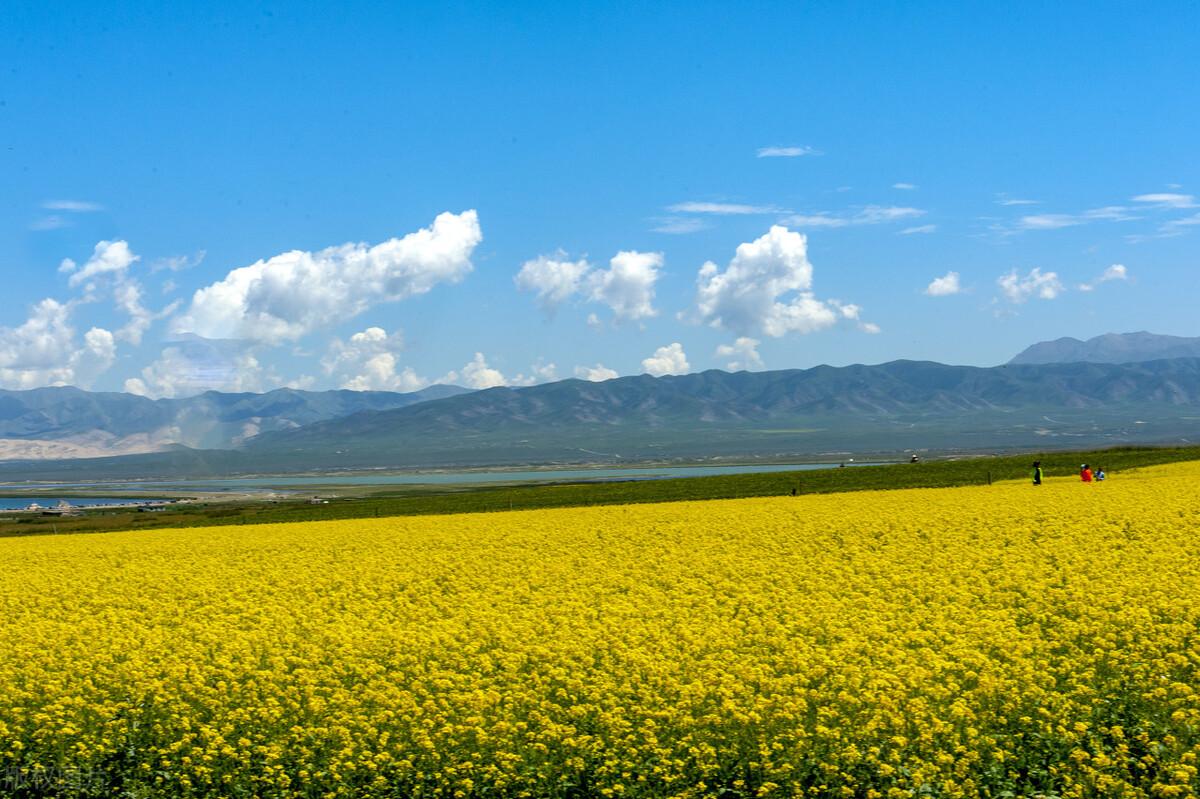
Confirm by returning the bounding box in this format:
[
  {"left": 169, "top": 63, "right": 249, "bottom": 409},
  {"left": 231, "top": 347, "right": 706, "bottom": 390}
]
[
  {"left": 0, "top": 497, "right": 166, "bottom": 511},
  {"left": 0, "top": 461, "right": 876, "bottom": 493}
]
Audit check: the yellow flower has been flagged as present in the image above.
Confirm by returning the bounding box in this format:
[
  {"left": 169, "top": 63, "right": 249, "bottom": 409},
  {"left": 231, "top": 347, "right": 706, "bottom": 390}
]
[{"left": 2, "top": 460, "right": 1200, "bottom": 796}]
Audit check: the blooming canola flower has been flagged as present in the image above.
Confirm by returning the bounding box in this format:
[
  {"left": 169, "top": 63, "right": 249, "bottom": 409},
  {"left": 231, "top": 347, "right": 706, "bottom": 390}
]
[{"left": 1, "top": 464, "right": 1199, "bottom": 797}]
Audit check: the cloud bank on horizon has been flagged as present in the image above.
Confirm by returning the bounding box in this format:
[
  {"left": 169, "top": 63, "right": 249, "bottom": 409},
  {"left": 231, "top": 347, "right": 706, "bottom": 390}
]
[{"left": 0, "top": 198, "right": 1154, "bottom": 397}]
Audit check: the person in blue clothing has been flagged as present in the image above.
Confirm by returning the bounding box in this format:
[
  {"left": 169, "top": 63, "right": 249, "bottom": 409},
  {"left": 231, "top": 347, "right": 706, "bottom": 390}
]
[{"left": 1095, "top": 466, "right": 1107, "bottom": 481}]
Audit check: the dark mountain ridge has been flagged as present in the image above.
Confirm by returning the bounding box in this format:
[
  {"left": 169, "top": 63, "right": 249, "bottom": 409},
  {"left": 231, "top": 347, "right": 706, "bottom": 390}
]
[
  {"left": 241, "top": 357, "right": 1200, "bottom": 469},
  {"left": 3, "top": 358, "right": 1198, "bottom": 479}
]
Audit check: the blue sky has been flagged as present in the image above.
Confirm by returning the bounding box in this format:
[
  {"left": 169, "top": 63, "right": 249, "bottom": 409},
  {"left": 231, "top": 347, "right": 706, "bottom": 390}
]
[{"left": 2, "top": 1, "right": 1197, "bottom": 396}]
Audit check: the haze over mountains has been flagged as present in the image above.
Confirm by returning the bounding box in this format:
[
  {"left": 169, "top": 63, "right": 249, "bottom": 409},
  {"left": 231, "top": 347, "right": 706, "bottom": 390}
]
[
  {"left": 0, "top": 385, "right": 467, "bottom": 460},
  {"left": 1009, "top": 332, "right": 1200, "bottom": 365},
  {"left": 0, "top": 331, "right": 1196, "bottom": 478}
]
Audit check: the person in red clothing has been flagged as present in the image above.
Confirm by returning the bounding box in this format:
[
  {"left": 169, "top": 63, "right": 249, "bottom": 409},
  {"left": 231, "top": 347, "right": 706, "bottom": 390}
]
[{"left": 1080, "top": 463, "right": 1094, "bottom": 482}]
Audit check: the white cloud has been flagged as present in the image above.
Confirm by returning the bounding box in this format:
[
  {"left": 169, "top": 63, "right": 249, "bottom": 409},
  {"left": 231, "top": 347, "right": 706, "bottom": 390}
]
[
  {"left": 1159, "top": 212, "right": 1200, "bottom": 236},
  {"left": 1014, "top": 206, "right": 1135, "bottom": 231},
  {"left": 441, "top": 352, "right": 508, "bottom": 390},
  {"left": 1078, "top": 263, "right": 1129, "bottom": 292},
  {"left": 756, "top": 146, "right": 821, "bottom": 158},
  {"left": 996, "top": 195, "right": 1040, "bottom": 206},
  {"left": 172, "top": 210, "right": 481, "bottom": 344},
  {"left": 641, "top": 342, "right": 690, "bottom": 377},
  {"left": 1131, "top": 193, "right": 1196, "bottom": 209},
  {"left": 151, "top": 250, "right": 206, "bottom": 273},
  {"left": 694, "top": 225, "right": 873, "bottom": 337},
  {"left": 997, "top": 268, "right": 1064, "bottom": 303},
  {"left": 342, "top": 354, "right": 427, "bottom": 392},
  {"left": 61, "top": 240, "right": 139, "bottom": 288},
  {"left": 511, "top": 359, "right": 558, "bottom": 386},
  {"left": 668, "top": 201, "right": 782, "bottom": 215},
  {"left": 514, "top": 252, "right": 592, "bottom": 313},
  {"left": 574, "top": 363, "right": 618, "bottom": 382},
  {"left": 30, "top": 216, "right": 70, "bottom": 231},
  {"left": 124, "top": 336, "right": 280, "bottom": 398},
  {"left": 113, "top": 281, "right": 180, "bottom": 345},
  {"left": 900, "top": 224, "right": 937, "bottom": 235},
  {"left": 783, "top": 206, "right": 925, "bottom": 229},
  {"left": 57, "top": 240, "right": 175, "bottom": 345},
  {"left": 322, "top": 326, "right": 429, "bottom": 392},
  {"left": 587, "top": 250, "right": 663, "bottom": 322},
  {"left": 829, "top": 301, "right": 881, "bottom": 334},
  {"left": 893, "top": 183, "right": 917, "bottom": 190},
  {"left": 516, "top": 249, "right": 663, "bottom": 322},
  {"left": 43, "top": 200, "right": 104, "bottom": 212},
  {"left": 924, "top": 271, "right": 962, "bottom": 297},
  {"left": 715, "top": 337, "right": 763, "bottom": 371},
  {"left": 0, "top": 298, "right": 115, "bottom": 389},
  {"left": 650, "top": 217, "right": 708, "bottom": 235}
]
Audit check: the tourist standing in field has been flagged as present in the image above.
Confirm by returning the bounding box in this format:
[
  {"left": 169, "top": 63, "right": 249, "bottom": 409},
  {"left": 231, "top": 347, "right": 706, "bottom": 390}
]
[
  {"left": 1081, "top": 464, "right": 1094, "bottom": 482},
  {"left": 1032, "top": 461, "right": 1043, "bottom": 485},
  {"left": 1096, "top": 467, "right": 1107, "bottom": 481}
]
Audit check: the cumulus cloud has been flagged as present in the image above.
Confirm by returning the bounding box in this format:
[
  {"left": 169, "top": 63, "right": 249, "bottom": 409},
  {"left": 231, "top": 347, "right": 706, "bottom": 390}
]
[
  {"left": 574, "top": 363, "right": 618, "bottom": 382},
  {"left": 60, "top": 240, "right": 139, "bottom": 288},
  {"left": 715, "top": 337, "right": 763, "bottom": 371},
  {"left": 56, "top": 240, "right": 175, "bottom": 346},
  {"left": 694, "top": 225, "right": 874, "bottom": 337},
  {"left": 997, "top": 268, "right": 1064, "bottom": 303},
  {"left": 172, "top": 210, "right": 482, "bottom": 344},
  {"left": 124, "top": 335, "right": 282, "bottom": 399},
  {"left": 641, "top": 342, "right": 690, "bottom": 377},
  {"left": 588, "top": 251, "right": 663, "bottom": 322},
  {"left": 924, "top": 271, "right": 962, "bottom": 297},
  {"left": 322, "top": 327, "right": 428, "bottom": 392},
  {"left": 441, "top": 352, "right": 508, "bottom": 390},
  {"left": 514, "top": 253, "right": 591, "bottom": 314},
  {"left": 515, "top": 249, "right": 663, "bottom": 322},
  {"left": 1078, "top": 264, "right": 1129, "bottom": 292},
  {"left": 342, "top": 354, "right": 427, "bottom": 392},
  {"left": 0, "top": 298, "right": 115, "bottom": 389},
  {"left": 114, "top": 281, "right": 180, "bottom": 345},
  {"left": 783, "top": 206, "right": 925, "bottom": 229},
  {"left": 517, "top": 360, "right": 558, "bottom": 386},
  {"left": 756, "top": 146, "right": 821, "bottom": 157},
  {"left": 829, "top": 301, "right": 881, "bottom": 334}
]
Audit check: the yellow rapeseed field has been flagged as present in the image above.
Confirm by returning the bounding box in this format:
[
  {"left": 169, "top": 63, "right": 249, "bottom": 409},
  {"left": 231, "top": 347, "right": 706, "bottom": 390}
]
[{"left": 2, "top": 464, "right": 1200, "bottom": 798}]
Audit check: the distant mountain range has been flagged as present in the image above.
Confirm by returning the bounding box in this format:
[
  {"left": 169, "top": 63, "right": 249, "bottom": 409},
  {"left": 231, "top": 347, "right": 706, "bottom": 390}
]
[
  {"left": 0, "top": 384, "right": 468, "bottom": 460},
  {"left": 1010, "top": 332, "right": 1200, "bottom": 365},
  {"left": 1, "top": 357, "right": 1198, "bottom": 480},
  {"left": 239, "top": 358, "right": 1200, "bottom": 468}
]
